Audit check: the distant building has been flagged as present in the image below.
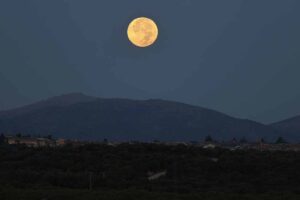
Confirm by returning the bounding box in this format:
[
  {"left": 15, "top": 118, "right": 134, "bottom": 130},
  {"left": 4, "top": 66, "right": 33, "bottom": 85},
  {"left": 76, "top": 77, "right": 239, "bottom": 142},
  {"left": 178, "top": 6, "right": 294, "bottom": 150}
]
[
  {"left": 165, "top": 142, "right": 189, "bottom": 146},
  {"left": 5, "top": 136, "right": 56, "bottom": 147},
  {"left": 203, "top": 143, "right": 217, "bottom": 149},
  {"left": 148, "top": 171, "right": 167, "bottom": 181},
  {"left": 209, "top": 157, "right": 219, "bottom": 162},
  {"left": 230, "top": 145, "right": 242, "bottom": 151},
  {"left": 56, "top": 138, "right": 67, "bottom": 146}
]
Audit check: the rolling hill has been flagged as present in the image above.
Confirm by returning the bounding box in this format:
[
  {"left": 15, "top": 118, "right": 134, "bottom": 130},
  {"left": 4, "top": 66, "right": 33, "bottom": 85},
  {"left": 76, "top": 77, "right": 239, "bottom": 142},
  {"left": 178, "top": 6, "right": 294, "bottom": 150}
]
[
  {"left": 271, "top": 117, "right": 300, "bottom": 141},
  {"left": 0, "top": 93, "right": 285, "bottom": 141}
]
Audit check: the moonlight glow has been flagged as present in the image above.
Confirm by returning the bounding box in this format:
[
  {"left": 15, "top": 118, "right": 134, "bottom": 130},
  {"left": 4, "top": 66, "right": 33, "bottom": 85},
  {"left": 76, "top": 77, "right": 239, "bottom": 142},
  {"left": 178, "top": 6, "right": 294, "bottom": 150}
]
[{"left": 127, "top": 17, "right": 158, "bottom": 47}]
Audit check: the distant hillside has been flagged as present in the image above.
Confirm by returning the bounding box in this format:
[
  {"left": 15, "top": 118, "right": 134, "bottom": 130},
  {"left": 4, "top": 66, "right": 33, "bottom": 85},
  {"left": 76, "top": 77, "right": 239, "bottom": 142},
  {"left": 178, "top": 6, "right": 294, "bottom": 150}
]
[
  {"left": 0, "top": 94, "right": 283, "bottom": 141},
  {"left": 0, "top": 93, "right": 97, "bottom": 119},
  {"left": 271, "top": 117, "right": 300, "bottom": 141}
]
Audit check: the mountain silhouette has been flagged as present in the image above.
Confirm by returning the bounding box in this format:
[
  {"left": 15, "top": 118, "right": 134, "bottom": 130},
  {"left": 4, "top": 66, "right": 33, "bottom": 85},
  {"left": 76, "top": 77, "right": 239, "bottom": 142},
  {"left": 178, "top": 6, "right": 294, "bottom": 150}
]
[
  {"left": 0, "top": 93, "right": 96, "bottom": 119},
  {"left": 0, "top": 93, "right": 286, "bottom": 141},
  {"left": 271, "top": 117, "right": 300, "bottom": 141}
]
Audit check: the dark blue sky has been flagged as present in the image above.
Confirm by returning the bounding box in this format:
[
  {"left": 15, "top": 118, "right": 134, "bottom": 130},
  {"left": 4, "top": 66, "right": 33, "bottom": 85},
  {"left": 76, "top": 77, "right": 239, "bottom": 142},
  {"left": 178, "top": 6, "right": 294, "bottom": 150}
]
[{"left": 0, "top": 0, "right": 299, "bottom": 123}]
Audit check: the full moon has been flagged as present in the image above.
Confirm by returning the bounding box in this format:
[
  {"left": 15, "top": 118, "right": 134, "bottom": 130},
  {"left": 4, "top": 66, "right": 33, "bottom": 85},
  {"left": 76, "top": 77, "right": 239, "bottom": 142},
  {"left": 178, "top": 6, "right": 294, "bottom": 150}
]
[{"left": 127, "top": 17, "right": 158, "bottom": 48}]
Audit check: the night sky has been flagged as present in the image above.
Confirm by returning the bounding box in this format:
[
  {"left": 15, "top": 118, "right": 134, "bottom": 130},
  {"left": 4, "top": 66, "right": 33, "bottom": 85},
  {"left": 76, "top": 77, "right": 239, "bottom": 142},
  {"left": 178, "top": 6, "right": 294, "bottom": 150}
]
[{"left": 0, "top": 0, "right": 299, "bottom": 123}]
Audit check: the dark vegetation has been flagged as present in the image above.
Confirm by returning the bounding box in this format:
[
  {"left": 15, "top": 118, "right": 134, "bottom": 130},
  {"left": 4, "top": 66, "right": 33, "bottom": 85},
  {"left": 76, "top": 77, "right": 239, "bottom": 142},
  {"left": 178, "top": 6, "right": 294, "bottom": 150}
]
[{"left": 0, "top": 143, "right": 299, "bottom": 199}]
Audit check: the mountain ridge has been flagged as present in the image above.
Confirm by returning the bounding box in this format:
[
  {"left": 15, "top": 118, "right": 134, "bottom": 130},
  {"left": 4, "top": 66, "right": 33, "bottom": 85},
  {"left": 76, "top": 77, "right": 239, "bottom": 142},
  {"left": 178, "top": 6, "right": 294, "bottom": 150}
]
[
  {"left": 270, "top": 116, "right": 300, "bottom": 141},
  {"left": 0, "top": 93, "right": 292, "bottom": 141},
  {"left": 0, "top": 93, "right": 97, "bottom": 119}
]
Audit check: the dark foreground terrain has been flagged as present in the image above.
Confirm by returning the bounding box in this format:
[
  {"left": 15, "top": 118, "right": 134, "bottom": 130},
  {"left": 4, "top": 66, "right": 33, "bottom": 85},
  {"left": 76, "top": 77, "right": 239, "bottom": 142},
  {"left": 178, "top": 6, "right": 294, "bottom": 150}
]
[{"left": 0, "top": 143, "right": 299, "bottom": 199}]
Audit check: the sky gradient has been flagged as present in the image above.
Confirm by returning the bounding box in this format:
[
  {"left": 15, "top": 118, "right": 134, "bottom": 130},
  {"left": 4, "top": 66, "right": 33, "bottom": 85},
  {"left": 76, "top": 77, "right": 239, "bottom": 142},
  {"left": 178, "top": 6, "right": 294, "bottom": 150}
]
[{"left": 0, "top": 0, "right": 299, "bottom": 123}]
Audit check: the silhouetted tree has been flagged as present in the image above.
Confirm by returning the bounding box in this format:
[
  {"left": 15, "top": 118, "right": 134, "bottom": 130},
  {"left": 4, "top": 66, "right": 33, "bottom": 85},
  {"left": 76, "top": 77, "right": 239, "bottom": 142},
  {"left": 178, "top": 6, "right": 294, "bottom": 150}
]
[
  {"left": 240, "top": 137, "right": 248, "bottom": 144},
  {"left": 205, "top": 135, "right": 213, "bottom": 142},
  {"left": 231, "top": 137, "right": 238, "bottom": 144},
  {"left": 153, "top": 140, "right": 160, "bottom": 143},
  {"left": 276, "top": 136, "right": 287, "bottom": 144},
  {"left": 0, "top": 134, "right": 5, "bottom": 144},
  {"left": 46, "top": 135, "right": 53, "bottom": 140},
  {"left": 260, "top": 138, "right": 266, "bottom": 144},
  {"left": 103, "top": 138, "right": 108, "bottom": 144}
]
